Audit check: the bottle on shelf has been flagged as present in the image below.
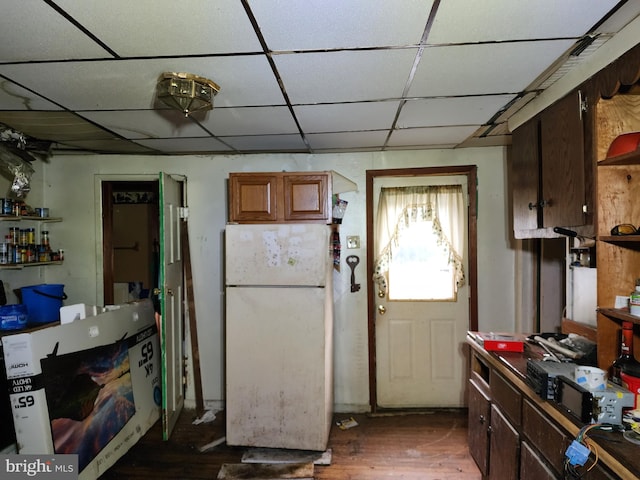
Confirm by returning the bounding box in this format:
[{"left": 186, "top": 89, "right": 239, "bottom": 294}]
[{"left": 611, "top": 321, "right": 640, "bottom": 385}]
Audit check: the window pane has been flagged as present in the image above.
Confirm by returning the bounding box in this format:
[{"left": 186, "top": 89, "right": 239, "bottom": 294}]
[{"left": 388, "top": 221, "right": 455, "bottom": 301}]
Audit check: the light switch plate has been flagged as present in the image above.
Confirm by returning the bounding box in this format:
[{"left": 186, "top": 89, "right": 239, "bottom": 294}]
[{"left": 347, "top": 236, "right": 360, "bottom": 249}]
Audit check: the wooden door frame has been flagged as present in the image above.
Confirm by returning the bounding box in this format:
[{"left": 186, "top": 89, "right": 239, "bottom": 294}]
[{"left": 366, "top": 166, "right": 478, "bottom": 412}]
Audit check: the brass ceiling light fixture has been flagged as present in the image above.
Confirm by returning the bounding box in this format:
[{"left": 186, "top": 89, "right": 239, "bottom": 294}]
[{"left": 157, "top": 72, "right": 220, "bottom": 117}]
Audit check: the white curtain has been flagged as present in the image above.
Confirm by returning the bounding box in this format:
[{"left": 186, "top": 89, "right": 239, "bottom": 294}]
[{"left": 373, "top": 185, "right": 465, "bottom": 296}]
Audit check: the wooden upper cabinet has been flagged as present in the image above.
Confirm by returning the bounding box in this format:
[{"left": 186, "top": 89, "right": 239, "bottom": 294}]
[
  {"left": 510, "top": 90, "right": 590, "bottom": 237},
  {"left": 540, "top": 91, "right": 586, "bottom": 228},
  {"left": 229, "top": 172, "right": 331, "bottom": 223},
  {"left": 511, "top": 117, "right": 540, "bottom": 232}
]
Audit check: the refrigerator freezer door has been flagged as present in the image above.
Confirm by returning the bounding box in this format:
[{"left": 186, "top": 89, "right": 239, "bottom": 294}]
[
  {"left": 226, "top": 286, "right": 333, "bottom": 451},
  {"left": 225, "top": 223, "right": 330, "bottom": 287}
]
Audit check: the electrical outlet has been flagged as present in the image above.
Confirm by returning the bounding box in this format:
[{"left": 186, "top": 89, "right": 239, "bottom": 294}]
[{"left": 347, "top": 236, "right": 360, "bottom": 249}]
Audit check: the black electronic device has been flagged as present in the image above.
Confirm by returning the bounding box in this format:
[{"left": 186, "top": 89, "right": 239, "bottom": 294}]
[
  {"left": 526, "top": 360, "right": 577, "bottom": 400},
  {"left": 554, "top": 375, "right": 594, "bottom": 423}
]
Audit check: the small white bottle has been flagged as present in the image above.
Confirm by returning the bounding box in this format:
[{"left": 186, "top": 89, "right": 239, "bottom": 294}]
[{"left": 630, "top": 279, "right": 640, "bottom": 316}]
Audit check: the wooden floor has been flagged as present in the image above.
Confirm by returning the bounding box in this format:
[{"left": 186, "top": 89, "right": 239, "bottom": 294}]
[{"left": 101, "top": 408, "right": 481, "bottom": 480}]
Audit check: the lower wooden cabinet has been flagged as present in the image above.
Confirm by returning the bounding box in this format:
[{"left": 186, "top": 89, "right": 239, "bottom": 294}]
[
  {"left": 489, "top": 404, "right": 520, "bottom": 480},
  {"left": 468, "top": 379, "right": 491, "bottom": 476},
  {"left": 467, "top": 342, "right": 630, "bottom": 479}
]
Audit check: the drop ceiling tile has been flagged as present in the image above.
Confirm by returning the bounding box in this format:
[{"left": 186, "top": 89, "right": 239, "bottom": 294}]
[
  {"left": 397, "top": 95, "right": 516, "bottom": 128},
  {"left": 200, "top": 106, "right": 299, "bottom": 136},
  {"left": 388, "top": 126, "right": 478, "bottom": 147},
  {"left": 0, "top": 56, "right": 283, "bottom": 110},
  {"left": 55, "top": 0, "right": 261, "bottom": 56},
  {"left": 428, "top": 0, "right": 620, "bottom": 43},
  {"left": 0, "top": 80, "right": 63, "bottom": 111},
  {"left": 59, "top": 139, "right": 155, "bottom": 154},
  {"left": 408, "top": 41, "right": 575, "bottom": 97},
  {"left": 274, "top": 49, "right": 418, "bottom": 104},
  {"left": 306, "top": 131, "right": 389, "bottom": 150},
  {"left": 134, "top": 137, "right": 232, "bottom": 153},
  {"left": 222, "top": 134, "right": 307, "bottom": 152},
  {"left": 79, "top": 111, "right": 211, "bottom": 139},
  {"left": 250, "top": 0, "right": 434, "bottom": 50},
  {"left": 0, "top": 111, "right": 115, "bottom": 141},
  {"left": 0, "top": 2, "right": 111, "bottom": 62},
  {"left": 294, "top": 101, "right": 401, "bottom": 133}
]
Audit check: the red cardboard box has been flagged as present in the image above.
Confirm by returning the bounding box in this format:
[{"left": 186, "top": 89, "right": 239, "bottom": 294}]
[{"left": 472, "top": 332, "right": 526, "bottom": 352}]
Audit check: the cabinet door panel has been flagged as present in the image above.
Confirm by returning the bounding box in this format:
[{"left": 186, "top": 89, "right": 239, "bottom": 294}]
[
  {"left": 468, "top": 379, "right": 490, "bottom": 476},
  {"left": 540, "top": 92, "right": 585, "bottom": 228},
  {"left": 520, "top": 441, "right": 558, "bottom": 480},
  {"left": 522, "top": 399, "right": 568, "bottom": 476},
  {"left": 283, "top": 174, "right": 329, "bottom": 221},
  {"left": 229, "top": 174, "right": 278, "bottom": 222},
  {"left": 489, "top": 404, "right": 519, "bottom": 480},
  {"left": 511, "top": 117, "right": 540, "bottom": 232}
]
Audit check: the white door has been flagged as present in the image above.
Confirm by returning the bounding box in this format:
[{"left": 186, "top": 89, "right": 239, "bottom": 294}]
[
  {"left": 374, "top": 175, "right": 469, "bottom": 408},
  {"left": 159, "top": 172, "right": 184, "bottom": 439}
]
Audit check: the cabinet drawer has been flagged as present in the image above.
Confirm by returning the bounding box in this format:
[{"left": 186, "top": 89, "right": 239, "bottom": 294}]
[
  {"left": 491, "top": 370, "right": 522, "bottom": 427},
  {"left": 520, "top": 441, "right": 558, "bottom": 480},
  {"left": 522, "top": 399, "right": 569, "bottom": 476}
]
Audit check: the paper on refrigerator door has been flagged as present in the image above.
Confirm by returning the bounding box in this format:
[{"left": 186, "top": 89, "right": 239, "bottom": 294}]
[{"left": 225, "top": 223, "right": 330, "bottom": 287}]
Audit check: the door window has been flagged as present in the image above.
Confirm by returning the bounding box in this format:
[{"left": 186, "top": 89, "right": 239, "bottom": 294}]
[{"left": 373, "top": 185, "right": 465, "bottom": 301}]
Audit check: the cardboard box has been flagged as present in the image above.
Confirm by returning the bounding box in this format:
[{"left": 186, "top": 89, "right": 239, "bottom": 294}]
[
  {"left": 1, "top": 299, "right": 160, "bottom": 480},
  {"left": 472, "top": 332, "right": 526, "bottom": 352}
]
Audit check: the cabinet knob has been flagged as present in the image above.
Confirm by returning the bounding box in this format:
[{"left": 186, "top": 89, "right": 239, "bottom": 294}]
[{"left": 479, "top": 414, "right": 485, "bottom": 424}]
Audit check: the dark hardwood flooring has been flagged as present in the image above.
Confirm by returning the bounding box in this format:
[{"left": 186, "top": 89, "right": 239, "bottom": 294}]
[{"left": 101, "top": 408, "right": 481, "bottom": 479}]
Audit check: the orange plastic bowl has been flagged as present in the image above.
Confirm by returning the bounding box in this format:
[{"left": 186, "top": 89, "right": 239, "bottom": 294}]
[{"left": 607, "top": 132, "right": 640, "bottom": 158}]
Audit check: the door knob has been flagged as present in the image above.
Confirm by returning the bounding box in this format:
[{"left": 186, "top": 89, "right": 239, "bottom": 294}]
[{"left": 377, "top": 305, "right": 386, "bottom": 315}]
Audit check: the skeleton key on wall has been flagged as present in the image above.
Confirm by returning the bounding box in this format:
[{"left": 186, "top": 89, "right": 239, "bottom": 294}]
[{"left": 346, "top": 255, "right": 361, "bottom": 292}]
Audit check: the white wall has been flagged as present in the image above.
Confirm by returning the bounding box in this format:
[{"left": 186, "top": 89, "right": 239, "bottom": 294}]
[{"left": 27, "top": 146, "right": 516, "bottom": 412}]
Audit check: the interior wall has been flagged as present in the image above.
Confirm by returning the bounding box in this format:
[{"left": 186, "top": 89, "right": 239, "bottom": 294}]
[{"left": 36, "top": 147, "right": 516, "bottom": 413}]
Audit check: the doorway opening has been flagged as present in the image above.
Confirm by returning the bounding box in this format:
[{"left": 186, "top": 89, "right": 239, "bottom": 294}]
[
  {"left": 366, "top": 166, "right": 478, "bottom": 412},
  {"left": 102, "top": 181, "right": 160, "bottom": 306}
]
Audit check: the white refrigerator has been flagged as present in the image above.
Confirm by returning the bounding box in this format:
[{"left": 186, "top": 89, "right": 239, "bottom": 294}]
[{"left": 225, "top": 223, "right": 334, "bottom": 451}]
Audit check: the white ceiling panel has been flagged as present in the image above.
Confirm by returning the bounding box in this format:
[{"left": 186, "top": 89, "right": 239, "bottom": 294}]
[
  {"left": 250, "top": 0, "right": 434, "bottom": 50},
  {"left": 388, "top": 126, "right": 479, "bottom": 147},
  {"left": 200, "top": 107, "right": 300, "bottom": 136},
  {"left": 274, "top": 49, "right": 418, "bottom": 104},
  {"left": 428, "top": 0, "right": 620, "bottom": 43},
  {"left": 134, "top": 137, "right": 232, "bottom": 153},
  {"left": 397, "top": 95, "right": 517, "bottom": 128},
  {"left": 0, "top": 80, "right": 62, "bottom": 111},
  {"left": 294, "top": 101, "right": 401, "bottom": 133},
  {"left": 408, "top": 41, "right": 576, "bottom": 97},
  {"left": 306, "top": 131, "right": 390, "bottom": 150},
  {"left": 55, "top": 0, "right": 262, "bottom": 56},
  {"left": 0, "top": 1, "right": 110, "bottom": 62},
  {"left": 0, "top": 55, "right": 283, "bottom": 110},
  {"left": 79, "top": 111, "right": 211, "bottom": 140},
  {"left": 223, "top": 134, "right": 307, "bottom": 152}
]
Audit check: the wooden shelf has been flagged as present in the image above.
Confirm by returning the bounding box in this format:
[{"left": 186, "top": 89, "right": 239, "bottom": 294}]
[
  {"left": 0, "top": 215, "right": 61, "bottom": 223},
  {"left": 0, "top": 261, "right": 63, "bottom": 270},
  {"left": 597, "top": 149, "right": 640, "bottom": 166},
  {"left": 598, "top": 235, "right": 640, "bottom": 249},
  {"left": 598, "top": 307, "right": 640, "bottom": 325}
]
